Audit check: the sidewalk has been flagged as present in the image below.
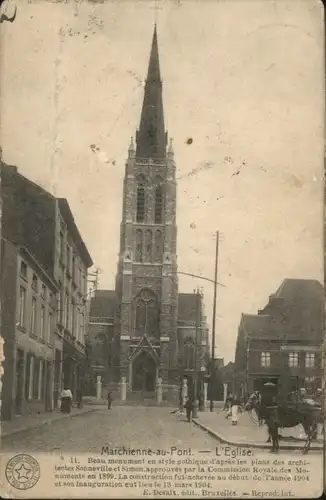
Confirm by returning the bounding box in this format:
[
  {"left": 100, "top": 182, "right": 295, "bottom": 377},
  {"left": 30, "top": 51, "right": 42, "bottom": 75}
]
[
  {"left": 192, "top": 409, "right": 323, "bottom": 451},
  {"left": 1, "top": 405, "right": 98, "bottom": 439}
]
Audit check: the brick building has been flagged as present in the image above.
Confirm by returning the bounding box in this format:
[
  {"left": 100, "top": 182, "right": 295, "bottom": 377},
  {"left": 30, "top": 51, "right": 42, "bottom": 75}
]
[
  {"left": 234, "top": 279, "right": 324, "bottom": 398},
  {"left": 1, "top": 164, "right": 93, "bottom": 418},
  {"left": 89, "top": 27, "right": 210, "bottom": 402}
]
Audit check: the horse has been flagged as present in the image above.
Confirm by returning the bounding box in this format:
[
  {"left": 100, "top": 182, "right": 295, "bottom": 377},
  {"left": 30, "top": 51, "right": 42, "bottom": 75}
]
[{"left": 245, "top": 391, "right": 321, "bottom": 454}]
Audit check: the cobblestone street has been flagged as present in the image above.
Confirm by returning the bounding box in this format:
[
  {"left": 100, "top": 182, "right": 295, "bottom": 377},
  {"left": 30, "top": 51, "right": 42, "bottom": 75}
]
[{"left": 1, "top": 406, "right": 217, "bottom": 454}]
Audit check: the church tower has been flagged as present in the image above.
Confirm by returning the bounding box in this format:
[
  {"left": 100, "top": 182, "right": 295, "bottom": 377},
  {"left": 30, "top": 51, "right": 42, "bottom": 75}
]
[{"left": 115, "top": 26, "right": 179, "bottom": 394}]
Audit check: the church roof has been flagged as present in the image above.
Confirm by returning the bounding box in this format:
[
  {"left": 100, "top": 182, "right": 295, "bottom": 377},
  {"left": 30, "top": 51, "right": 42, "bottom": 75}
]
[
  {"left": 89, "top": 290, "right": 116, "bottom": 319},
  {"left": 136, "top": 25, "right": 167, "bottom": 159},
  {"left": 177, "top": 293, "right": 200, "bottom": 323}
]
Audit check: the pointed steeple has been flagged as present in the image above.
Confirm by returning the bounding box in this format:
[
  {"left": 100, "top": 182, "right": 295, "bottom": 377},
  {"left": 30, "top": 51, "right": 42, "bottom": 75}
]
[{"left": 136, "top": 25, "right": 167, "bottom": 159}]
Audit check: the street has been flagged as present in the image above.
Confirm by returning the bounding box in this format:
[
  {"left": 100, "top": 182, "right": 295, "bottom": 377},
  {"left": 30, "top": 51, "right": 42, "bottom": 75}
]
[
  {"left": 1, "top": 407, "right": 217, "bottom": 453},
  {"left": 2, "top": 406, "right": 323, "bottom": 461},
  {"left": 1, "top": 407, "right": 323, "bottom": 498}
]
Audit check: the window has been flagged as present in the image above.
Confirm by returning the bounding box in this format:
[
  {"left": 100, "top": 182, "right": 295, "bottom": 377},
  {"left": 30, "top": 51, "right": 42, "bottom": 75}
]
[
  {"left": 64, "top": 291, "right": 69, "bottom": 329},
  {"left": 144, "top": 229, "right": 152, "bottom": 262},
  {"left": 154, "top": 230, "right": 163, "bottom": 262},
  {"left": 69, "top": 300, "right": 74, "bottom": 331},
  {"left": 25, "top": 353, "right": 32, "bottom": 400},
  {"left": 184, "top": 339, "right": 195, "bottom": 369},
  {"left": 41, "top": 284, "right": 46, "bottom": 300},
  {"left": 154, "top": 185, "right": 164, "bottom": 224},
  {"left": 20, "top": 261, "right": 27, "bottom": 279},
  {"left": 40, "top": 305, "right": 45, "bottom": 340},
  {"left": 49, "top": 292, "right": 53, "bottom": 306},
  {"left": 57, "top": 285, "right": 62, "bottom": 324},
  {"left": 30, "top": 297, "right": 36, "bottom": 334},
  {"left": 261, "top": 352, "right": 271, "bottom": 367},
  {"left": 134, "top": 289, "right": 159, "bottom": 337},
  {"left": 32, "top": 273, "right": 38, "bottom": 292},
  {"left": 288, "top": 352, "right": 299, "bottom": 368},
  {"left": 59, "top": 232, "right": 64, "bottom": 261},
  {"left": 136, "top": 183, "right": 146, "bottom": 222},
  {"left": 80, "top": 312, "right": 85, "bottom": 341},
  {"left": 72, "top": 302, "right": 75, "bottom": 336},
  {"left": 47, "top": 311, "right": 53, "bottom": 343},
  {"left": 135, "top": 229, "right": 143, "bottom": 262},
  {"left": 66, "top": 245, "right": 71, "bottom": 271},
  {"left": 72, "top": 255, "right": 76, "bottom": 282},
  {"left": 76, "top": 308, "right": 80, "bottom": 340},
  {"left": 38, "top": 360, "right": 43, "bottom": 400},
  {"left": 305, "top": 353, "right": 315, "bottom": 368},
  {"left": 19, "top": 286, "right": 26, "bottom": 328}
]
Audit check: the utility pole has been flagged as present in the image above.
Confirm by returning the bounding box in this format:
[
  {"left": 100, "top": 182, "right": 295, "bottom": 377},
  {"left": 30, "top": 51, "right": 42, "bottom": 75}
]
[
  {"left": 192, "top": 288, "right": 201, "bottom": 419},
  {"left": 210, "top": 231, "right": 219, "bottom": 412}
]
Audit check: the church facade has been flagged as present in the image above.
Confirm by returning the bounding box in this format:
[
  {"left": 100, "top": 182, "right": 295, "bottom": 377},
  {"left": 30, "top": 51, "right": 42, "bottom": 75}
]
[{"left": 88, "top": 27, "right": 210, "bottom": 400}]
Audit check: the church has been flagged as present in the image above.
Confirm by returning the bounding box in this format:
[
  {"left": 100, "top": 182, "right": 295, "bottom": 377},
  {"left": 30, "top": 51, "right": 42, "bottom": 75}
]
[{"left": 87, "top": 26, "right": 210, "bottom": 401}]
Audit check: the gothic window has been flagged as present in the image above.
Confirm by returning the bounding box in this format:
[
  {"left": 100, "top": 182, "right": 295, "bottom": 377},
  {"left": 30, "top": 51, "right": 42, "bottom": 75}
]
[
  {"left": 135, "top": 300, "right": 146, "bottom": 335},
  {"left": 144, "top": 229, "right": 152, "bottom": 262},
  {"left": 136, "top": 175, "right": 147, "bottom": 223},
  {"left": 154, "top": 185, "right": 164, "bottom": 224},
  {"left": 135, "top": 229, "right": 143, "bottom": 262},
  {"left": 184, "top": 338, "right": 195, "bottom": 370},
  {"left": 146, "top": 299, "right": 159, "bottom": 336},
  {"left": 154, "top": 230, "right": 163, "bottom": 262},
  {"left": 134, "top": 289, "right": 160, "bottom": 337}
]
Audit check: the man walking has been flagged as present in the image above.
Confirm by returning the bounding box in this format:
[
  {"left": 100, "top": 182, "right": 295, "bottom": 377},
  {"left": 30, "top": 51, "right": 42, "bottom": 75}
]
[
  {"left": 107, "top": 391, "right": 113, "bottom": 410},
  {"left": 184, "top": 397, "right": 194, "bottom": 422}
]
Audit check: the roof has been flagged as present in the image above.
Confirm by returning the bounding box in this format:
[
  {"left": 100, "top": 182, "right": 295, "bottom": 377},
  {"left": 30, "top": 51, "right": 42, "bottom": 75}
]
[
  {"left": 57, "top": 198, "right": 93, "bottom": 268},
  {"left": 177, "top": 293, "right": 200, "bottom": 323},
  {"left": 240, "top": 313, "right": 275, "bottom": 339},
  {"left": 89, "top": 290, "right": 116, "bottom": 319},
  {"left": 241, "top": 279, "right": 324, "bottom": 343},
  {"left": 136, "top": 25, "right": 167, "bottom": 159},
  {"left": 273, "top": 278, "right": 323, "bottom": 302}
]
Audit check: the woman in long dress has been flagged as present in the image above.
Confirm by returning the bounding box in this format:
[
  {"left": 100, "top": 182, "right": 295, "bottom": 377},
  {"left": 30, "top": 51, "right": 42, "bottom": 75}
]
[{"left": 60, "top": 388, "right": 73, "bottom": 413}]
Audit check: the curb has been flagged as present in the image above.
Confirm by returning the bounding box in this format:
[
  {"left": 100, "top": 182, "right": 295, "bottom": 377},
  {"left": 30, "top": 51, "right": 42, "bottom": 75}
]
[
  {"left": 1, "top": 407, "right": 98, "bottom": 440},
  {"left": 192, "top": 419, "right": 323, "bottom": 452}
]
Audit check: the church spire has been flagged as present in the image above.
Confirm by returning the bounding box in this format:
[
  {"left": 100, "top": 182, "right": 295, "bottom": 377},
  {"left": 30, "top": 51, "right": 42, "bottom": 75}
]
[{"left": 136, "top": 25, "right": 167, "bottom": 159}]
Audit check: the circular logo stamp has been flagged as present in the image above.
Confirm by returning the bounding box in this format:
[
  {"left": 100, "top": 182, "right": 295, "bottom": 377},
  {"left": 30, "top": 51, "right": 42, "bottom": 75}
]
[{"left": 5, "top": 454, "right": 40, "bottom": 490}]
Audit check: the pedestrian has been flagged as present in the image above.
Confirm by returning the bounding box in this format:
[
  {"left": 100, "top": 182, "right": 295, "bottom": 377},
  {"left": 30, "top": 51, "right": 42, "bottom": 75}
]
[
  {"left": 107, "top": 391, "right": 112, "bottom": 410},
  {"left": 225, "top": 393, "right": 233, "bottom": 419},
  {"left": 60, "top": 387, "right": 73, "bottom": 414},
  {"left": 230, "top": 394, "right": 240, "bottom": 425},
  {"left": 76, "top": 387, "right": 83, "bottom": 409},
  {"left": 184, "top": 397, "right": 194, "bottom": 422}
]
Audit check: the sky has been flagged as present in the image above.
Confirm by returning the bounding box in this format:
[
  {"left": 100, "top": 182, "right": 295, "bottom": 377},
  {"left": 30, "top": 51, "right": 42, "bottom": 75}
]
[{"left": 0, "top": 0, "right": 324, "bottom": 363}]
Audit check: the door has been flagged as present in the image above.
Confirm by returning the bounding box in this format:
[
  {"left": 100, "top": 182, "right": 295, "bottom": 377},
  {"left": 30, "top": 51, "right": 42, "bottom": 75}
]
[{"left": 15, "top": 349, "right": 24, "bottom": 414}]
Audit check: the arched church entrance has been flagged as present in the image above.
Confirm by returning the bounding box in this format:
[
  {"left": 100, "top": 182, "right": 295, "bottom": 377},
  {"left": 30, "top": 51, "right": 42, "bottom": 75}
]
[{"left": 132, "top": 351, "right": 157, "bottom": 392}]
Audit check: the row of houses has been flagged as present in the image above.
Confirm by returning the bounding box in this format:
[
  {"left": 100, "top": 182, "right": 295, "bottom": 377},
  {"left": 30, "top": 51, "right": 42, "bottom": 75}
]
[
  {"left": 0, "top": 159, "right": 93, "bottom": 420},
  {"left": 233, "top": 278, "right": 324, "bottom": 399}
]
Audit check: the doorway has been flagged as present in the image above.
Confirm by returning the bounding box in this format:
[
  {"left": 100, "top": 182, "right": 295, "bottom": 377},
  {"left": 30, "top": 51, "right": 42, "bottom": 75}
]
[
  {"left": 132, "top": 351, "right": 157, "bottom": 392},
  {"left": 15, "top": 349, "right": 24, "bottom": 414}
]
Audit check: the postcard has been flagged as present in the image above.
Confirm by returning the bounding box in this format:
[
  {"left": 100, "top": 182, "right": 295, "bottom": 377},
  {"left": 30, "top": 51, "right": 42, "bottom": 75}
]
[{"left": 0, "top": 0, "right": 324, "bottom": 498}]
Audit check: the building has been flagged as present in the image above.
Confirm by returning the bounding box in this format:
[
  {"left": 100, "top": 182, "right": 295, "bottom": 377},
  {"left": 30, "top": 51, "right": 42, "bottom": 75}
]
[
  {"left": 234, "top": 279, "right": 324, "bottom": 398},
  {"left": 56, "top": 198, "right": 93, "bottom": 403},
  {"left": 107, "top": 26, "right": 210, "bottom": 401},
  {"left": 1, "top": 163, "right": 93, "bottom": 418},
  {"left": 86, "top": 290, "right": 116, "bottom": 395},
  {"left": 1, "top": 239, "right": 59, "bottom": 419}
]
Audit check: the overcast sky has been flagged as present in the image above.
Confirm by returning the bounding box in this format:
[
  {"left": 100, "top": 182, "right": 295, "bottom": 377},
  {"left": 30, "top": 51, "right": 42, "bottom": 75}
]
[{"left": 1, "top": 0, "right": 324, "bottom": 362}]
